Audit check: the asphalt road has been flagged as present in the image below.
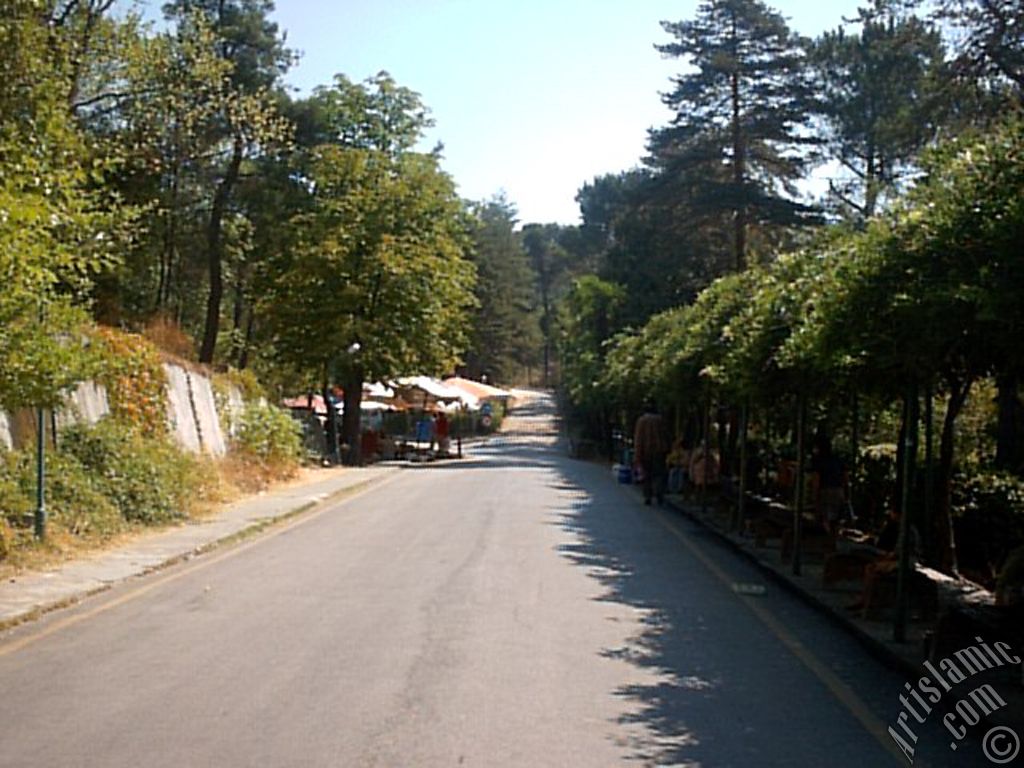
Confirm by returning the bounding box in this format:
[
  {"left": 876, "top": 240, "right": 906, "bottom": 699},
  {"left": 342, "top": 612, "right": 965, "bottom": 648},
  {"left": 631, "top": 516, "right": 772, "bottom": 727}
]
[{"left": 0, "top": 394, "right": 997, "bottom": 767}]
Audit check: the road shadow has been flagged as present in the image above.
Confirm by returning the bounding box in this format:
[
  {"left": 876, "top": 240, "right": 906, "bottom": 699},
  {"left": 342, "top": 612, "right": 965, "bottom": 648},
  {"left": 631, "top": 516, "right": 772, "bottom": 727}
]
[
  {"left": 546, "top": 455, "right": 905, "bottom": 767},
  {"left": 548, "top": 461, "right": 737, "bottom": 766}
]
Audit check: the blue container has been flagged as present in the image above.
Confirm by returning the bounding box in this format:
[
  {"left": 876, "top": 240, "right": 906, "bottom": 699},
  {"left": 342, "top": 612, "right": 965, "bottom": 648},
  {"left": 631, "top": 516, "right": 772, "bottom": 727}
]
[{"left": 617, "top": 465, "right": 633, "bottom": 484}]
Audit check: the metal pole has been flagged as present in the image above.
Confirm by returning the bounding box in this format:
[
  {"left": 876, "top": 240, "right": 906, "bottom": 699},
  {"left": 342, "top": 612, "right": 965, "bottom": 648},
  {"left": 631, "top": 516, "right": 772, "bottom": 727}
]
[
  {"left": 457, "top": 405, "right": 463, "bottom": 458},
  {"left": 701, "top": 387, "right": 711, "bottom": 514},
  {"left": 736, "top": 399, "right": 749, "bottom": 532},
  {"left": 895, "top": 383, "right": 919, "bottom": 643},
  {"left": 34, "top": 407, "right": 46, "bottom": 539},
  {"left": 923, "top": 383, "right": 934, "bottom": 564},
  {"left": 792, "top": 390, "right": 806, "bottom": 576},
  {"left": 850, "top": 389, "right": 859, "bottom": 513}
]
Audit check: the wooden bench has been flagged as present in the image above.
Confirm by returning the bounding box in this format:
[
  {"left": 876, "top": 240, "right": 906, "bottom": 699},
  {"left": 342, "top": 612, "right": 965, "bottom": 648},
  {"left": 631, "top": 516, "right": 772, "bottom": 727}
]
[
  {"left": 858, "top": 560, "right": 942, "bottom": 621},
  {"left": 822, "top": 549, "right": 878, "bottom": 587},
  {"left": 742, "top": 494, "right": 789, "bottom": 547},
  {"left": 781, "top": 519, "right": 836, "bottom": 563}
]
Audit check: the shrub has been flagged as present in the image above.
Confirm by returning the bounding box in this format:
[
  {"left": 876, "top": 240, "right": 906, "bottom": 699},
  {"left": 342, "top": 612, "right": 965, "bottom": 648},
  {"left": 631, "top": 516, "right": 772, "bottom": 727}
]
[
  {"left": 90, "top": 327, "right": 168, "bottom": 435},
  {"left": 0, "top": 447, "right": 123, "bottom": 558},
  {"left": 48, "top": 453, "right": 125, "bottom": 537},
  {"left": 232, "top": 401, "right": 303, "bottom": 467},
  {"left": 60, "top": 418, "right": 206, "bottom": 525},
  {"left": 952, "top": 471, "right": 1024, "bottom": 586},
  {"left": 141, "top": 315, "right": 196, "bottom": 360},
  {"left": 0, "top": 451, "right": 32, "bottom": 528},
  {"left": 852, "top": 443, "right": 898, "bottom": 530}
]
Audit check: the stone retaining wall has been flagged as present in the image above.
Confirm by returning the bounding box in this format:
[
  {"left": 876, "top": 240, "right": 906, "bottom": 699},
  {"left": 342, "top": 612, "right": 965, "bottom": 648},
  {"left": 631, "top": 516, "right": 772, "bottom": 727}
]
[{"left": 0, "top": 363, "right": 233, "bottom": 457}]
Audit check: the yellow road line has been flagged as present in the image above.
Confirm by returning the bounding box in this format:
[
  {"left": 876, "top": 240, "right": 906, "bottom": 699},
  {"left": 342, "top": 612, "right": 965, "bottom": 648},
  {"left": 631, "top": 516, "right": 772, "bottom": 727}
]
[
  {"left": 0, "top": 471, "right": 403, "bottom": 659},
  {"left": 651, "top": 508, "right": 919, "bottom": 767}
]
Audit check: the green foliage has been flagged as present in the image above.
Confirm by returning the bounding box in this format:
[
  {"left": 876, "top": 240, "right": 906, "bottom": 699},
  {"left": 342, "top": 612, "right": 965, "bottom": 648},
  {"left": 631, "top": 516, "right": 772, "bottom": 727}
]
[
  {"left": 261, "top": 74, "right": 476, "bottom": 385},
  {"left": 0, "top": 449, "right": 123, "bottom": 548},
  {"left": 558, "top": 276, "right": 625, "bottom": 414},
  {"left": 0, "top": 416, "right": 214, "bottom": 556},
  {"left": 810, "top": 2, "right": 951, "bottom": 219},
  {"left": 464, "top": 196, "right": 542, "bottom": 382},
  {"left": 42, "top": 452, "right": 125, "bottom": 538},
  {"left": 852, "top": 443, "right": 899, "bottom": 528},
  {"left": 952, "top": 470, "right": 1024, "bottom": 582},
  {"left": 232, "top": 401, "right": 303, "bottom": 467},
  {"left": 60, "top": 418, "right": 207, "bottom": 525},
  {"left": 520, "top": 223, "right": 588, "bottom": 385},
  {"left": 304, "top": 72, "right": 433, "bottom": 154},
  {"left": 0, "top": 452, "right": 32, "bottom": 528},
  {"left": 935, "top": 0, "right": 1024, "bottom": 103},
  {"left": 652, "top": 0, "right": 821, "bottom": 270},
  {"left": 89, "top": 7, "right": 292, "bottom": 361},
  {"left": 0, "top": 7, "right": 132, "bottom": 410},
  {"left": 578, "top": 170, "right": 723, "bottom": 326},
  {"left": 91, "top": 327, "right": 169, "bottom": 433}
]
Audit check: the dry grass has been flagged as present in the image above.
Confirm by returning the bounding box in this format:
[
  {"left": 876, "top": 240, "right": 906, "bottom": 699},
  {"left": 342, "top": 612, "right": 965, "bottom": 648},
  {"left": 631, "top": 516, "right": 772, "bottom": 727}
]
[
  {"left": 0, "top": 520, "right": 162, "bottom": 581},
  {"left": 216, "top": 453, "right": 302, "bottom": 496},
  {"left": 141, "top": 315, "right": 196, "bottom": 360},
  {"left": 0, "top": 453, "right": 304, "bottom": 579}
]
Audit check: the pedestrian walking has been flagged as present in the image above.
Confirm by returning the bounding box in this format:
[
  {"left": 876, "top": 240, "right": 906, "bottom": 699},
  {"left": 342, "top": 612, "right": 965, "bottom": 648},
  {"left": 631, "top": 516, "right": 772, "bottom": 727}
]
[{"left": 634, "top": 402, "right": 669, "bottom": 505}]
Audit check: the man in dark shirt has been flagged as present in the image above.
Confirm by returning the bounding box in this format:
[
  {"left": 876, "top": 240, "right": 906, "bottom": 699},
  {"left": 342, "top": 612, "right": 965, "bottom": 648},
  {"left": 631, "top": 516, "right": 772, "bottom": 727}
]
[{"left": 634, "top": 403, "right": 669, "bottom": 506}]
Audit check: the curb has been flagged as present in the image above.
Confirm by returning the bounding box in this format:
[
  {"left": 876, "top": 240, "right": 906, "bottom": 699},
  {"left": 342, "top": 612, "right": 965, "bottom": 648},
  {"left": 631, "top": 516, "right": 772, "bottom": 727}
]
[{"left": 0, "top": 467, "right": 401, "bottom": 633}]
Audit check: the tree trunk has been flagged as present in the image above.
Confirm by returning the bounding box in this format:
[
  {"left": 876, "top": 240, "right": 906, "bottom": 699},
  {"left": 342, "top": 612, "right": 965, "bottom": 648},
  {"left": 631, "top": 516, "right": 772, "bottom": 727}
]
[
  {"left": 341, "top": 369, "right": 364, "bottom": 466},
  {"left": 199, "top": 136, "right": 244, "bottom": 364},
  {"left": 936, "top": 378, "right": 971, "bottom": 575},
  {"left": 864, "top": 144, "right": 878, "bottom": 220},
  {"left": 236, "top": 311, "right": 255, "bottom": 370},
  {"left": 995, "top": 370, "right": 1021, "bottom": 472},
  {"left": 731, "top": 68, "right": 746, "bottom": 272}
]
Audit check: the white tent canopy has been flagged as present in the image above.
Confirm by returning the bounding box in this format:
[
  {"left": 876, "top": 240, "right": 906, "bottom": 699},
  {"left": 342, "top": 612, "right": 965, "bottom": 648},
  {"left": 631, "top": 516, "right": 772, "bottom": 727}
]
[
  {"left": 394, "top": 376, "right": 479, "bottom": 409},
  {"left": 363, "top": 381, "right": 395, "bottom": 400}
]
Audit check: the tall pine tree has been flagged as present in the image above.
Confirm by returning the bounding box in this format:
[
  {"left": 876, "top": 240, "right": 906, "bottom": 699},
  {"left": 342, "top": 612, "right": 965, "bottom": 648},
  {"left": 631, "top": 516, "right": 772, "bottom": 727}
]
[
  {"left": 464, "top": 197, "right": 542, "bottom": 384},
  {"left": 811, "top": 0, "right": 950, "bottom": 220},
  {"left": 650, "top": 0, "right": 820, "bottom": 271}
]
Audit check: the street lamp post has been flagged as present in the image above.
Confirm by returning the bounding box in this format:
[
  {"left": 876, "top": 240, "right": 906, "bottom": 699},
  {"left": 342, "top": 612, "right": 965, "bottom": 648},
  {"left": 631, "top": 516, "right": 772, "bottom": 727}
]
[
  {"left": 34, "top": 406, "right": 45, "bottom": 539},
  {"left": 325, "top": 360, "right": 341, "bottom": 465},
  {"left": 343, "top": 342, "right": 361, "bottom": 466},
  {"left": 34, "top": 299, "right": 47, "bottom": 540}
]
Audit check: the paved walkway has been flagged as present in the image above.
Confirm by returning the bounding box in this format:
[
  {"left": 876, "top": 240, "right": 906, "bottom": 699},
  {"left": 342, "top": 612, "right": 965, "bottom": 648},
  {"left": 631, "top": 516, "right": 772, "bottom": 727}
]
[{"left": 0, "top": 464, "right": 398, "bottom": 628}]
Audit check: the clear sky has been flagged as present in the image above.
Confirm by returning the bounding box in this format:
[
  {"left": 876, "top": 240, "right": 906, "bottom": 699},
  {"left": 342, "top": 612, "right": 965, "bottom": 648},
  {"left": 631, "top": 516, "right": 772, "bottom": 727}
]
[{"left": 136, "top": 1, "right": 869, "bottom": 224}]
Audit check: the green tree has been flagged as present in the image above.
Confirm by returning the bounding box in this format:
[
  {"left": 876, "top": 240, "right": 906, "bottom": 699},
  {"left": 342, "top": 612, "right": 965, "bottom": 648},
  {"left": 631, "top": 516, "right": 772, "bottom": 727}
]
[
  {"left": 578, "top": 170, "right": 737, "bottom": 324},
  {"left": 558, "top": 275, "right": 625, "bottom": 444},
  {"left": 936, "top": 0, "right": 1024, "bottom": 101},
  {"left": 88, "top": 15, "right": 231, "bottom": 325},
  {"left": 810, "top": 0, "right": 950, "bottom": 220},
  {"left": 0, "top": 4, "right": 129, "bottom": 409},
  {"left": 464, "top": 197, "right": 542, "bottom": 384},
  {"left": 260, "top": 75, "right": 476, "bottom": 464},
  {"left": 159, "top": 0, "right": 293, "bottom": 364},
  {"left": 521, "top": 223, "right": 580, "bottom": 387},
  {"left": 651, "top": 0, "right": 821, "bottom": 271}
]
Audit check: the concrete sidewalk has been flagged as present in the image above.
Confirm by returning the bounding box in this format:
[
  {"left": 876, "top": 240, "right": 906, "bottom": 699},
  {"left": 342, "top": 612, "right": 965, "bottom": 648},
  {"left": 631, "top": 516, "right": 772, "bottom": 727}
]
[{"left": 0, "top": 464, "right": 399, "bottom": 629}]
